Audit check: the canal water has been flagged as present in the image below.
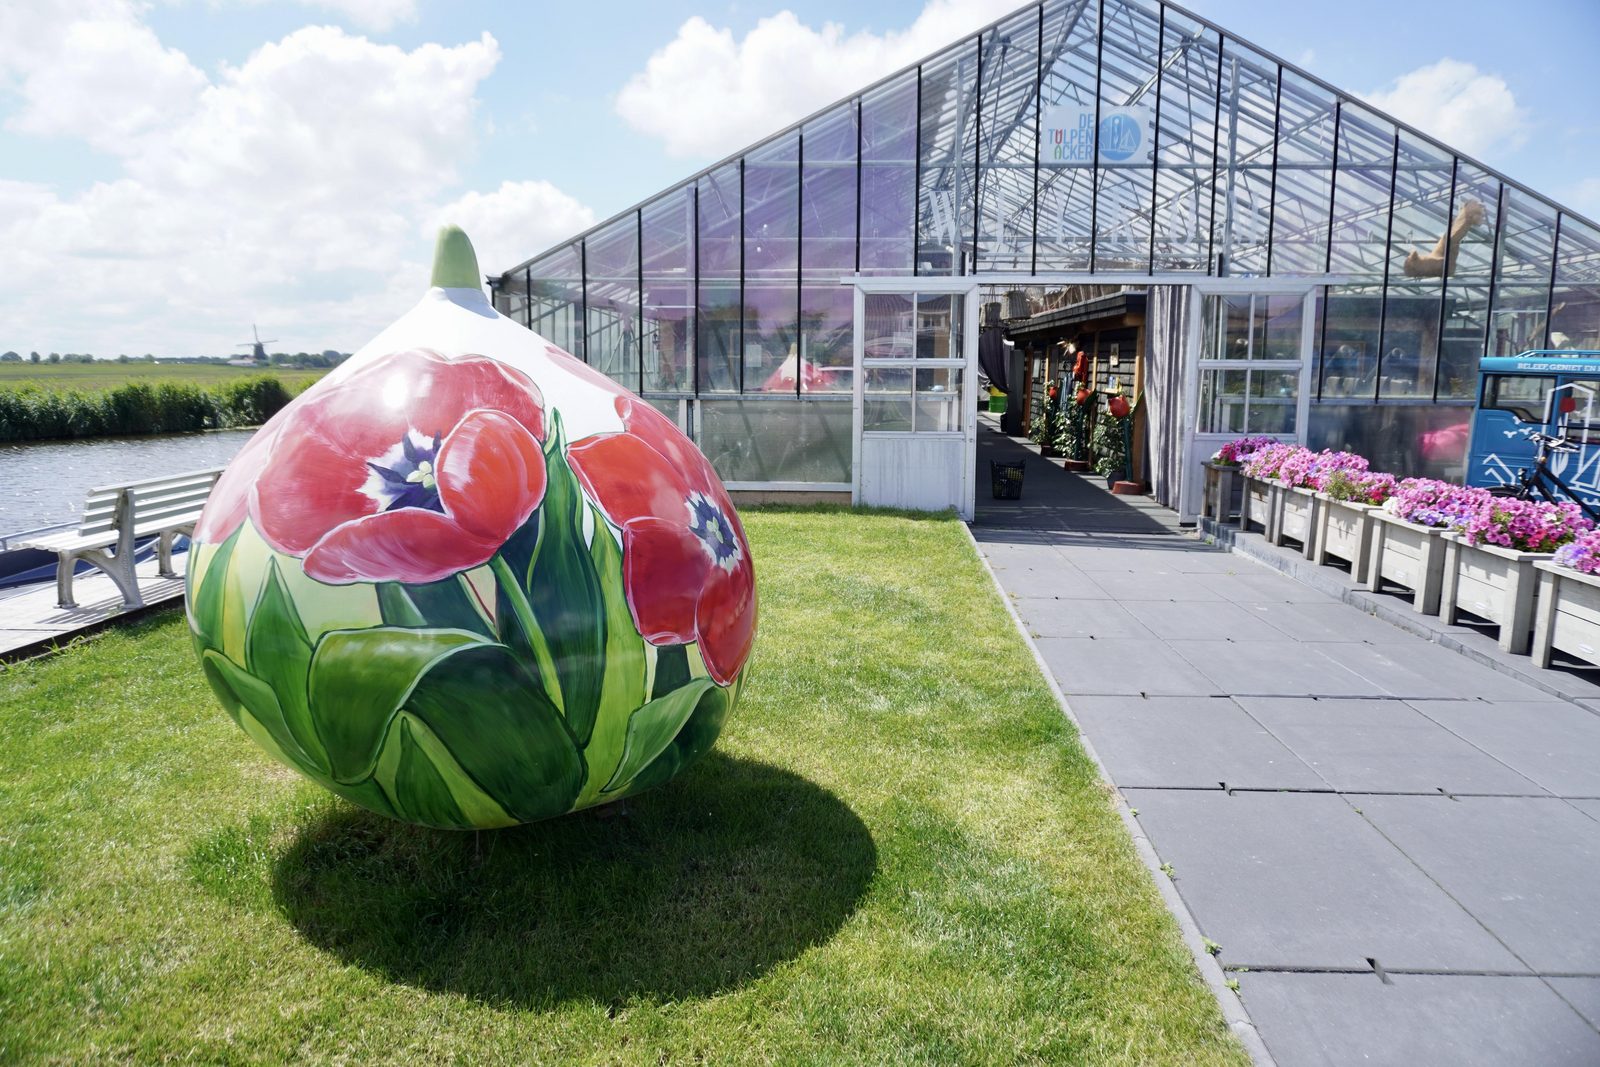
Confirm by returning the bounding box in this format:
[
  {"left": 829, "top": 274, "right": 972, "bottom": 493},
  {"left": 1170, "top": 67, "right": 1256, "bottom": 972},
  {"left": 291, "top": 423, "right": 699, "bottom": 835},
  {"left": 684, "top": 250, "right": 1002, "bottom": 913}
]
[{"left": 0, "top": 429, "right": 258, "bottom": 537}]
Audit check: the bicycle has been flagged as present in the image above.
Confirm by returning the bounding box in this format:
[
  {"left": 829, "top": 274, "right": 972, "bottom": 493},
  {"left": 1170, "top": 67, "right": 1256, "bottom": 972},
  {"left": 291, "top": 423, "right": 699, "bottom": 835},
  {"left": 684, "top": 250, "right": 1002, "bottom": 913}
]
[{"left": 1490, "top": 426, "right": 1600, "bottom": 524}]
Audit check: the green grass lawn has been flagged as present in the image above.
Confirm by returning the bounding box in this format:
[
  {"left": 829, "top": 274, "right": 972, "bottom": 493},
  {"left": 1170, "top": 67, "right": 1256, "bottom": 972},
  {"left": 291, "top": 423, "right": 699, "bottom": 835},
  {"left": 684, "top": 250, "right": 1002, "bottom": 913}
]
[
  {"left": 0, "top": 507, "right": 1246, "bottom": 1064},
  {"left": 0, "top": 361, "right": 327, "bottom": 394}
]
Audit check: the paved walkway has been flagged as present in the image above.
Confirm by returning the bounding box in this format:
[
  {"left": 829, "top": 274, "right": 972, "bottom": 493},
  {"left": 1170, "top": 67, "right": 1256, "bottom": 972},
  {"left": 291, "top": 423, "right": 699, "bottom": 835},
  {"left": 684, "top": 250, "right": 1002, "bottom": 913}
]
[{"left": 972, "top": 420, "right": 1600, "bottom": 1066}]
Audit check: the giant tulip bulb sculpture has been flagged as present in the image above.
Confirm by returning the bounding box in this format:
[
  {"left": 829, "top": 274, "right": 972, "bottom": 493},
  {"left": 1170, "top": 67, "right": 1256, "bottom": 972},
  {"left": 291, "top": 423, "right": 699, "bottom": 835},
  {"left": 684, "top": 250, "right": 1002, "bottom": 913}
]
[{"left": 186, "top": 227, "right": 757, "bottom": 829}]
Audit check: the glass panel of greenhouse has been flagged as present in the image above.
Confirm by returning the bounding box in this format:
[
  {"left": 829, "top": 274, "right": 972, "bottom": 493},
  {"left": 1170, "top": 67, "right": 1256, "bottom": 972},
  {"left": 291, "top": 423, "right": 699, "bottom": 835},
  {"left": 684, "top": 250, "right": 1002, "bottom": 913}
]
[{"left": 493, "top": 0, "right": 1596, "bottom": 487}]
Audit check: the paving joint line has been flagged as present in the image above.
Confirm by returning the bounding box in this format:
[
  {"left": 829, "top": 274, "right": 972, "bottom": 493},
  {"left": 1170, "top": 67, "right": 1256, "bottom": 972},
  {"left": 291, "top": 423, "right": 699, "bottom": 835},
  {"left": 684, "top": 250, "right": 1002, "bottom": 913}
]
[
  {"left": 1114, "top": 785, "right": 1574, "bottom": 799},
  {"left": 1223, "top": 964, "right": 1599, "bottom": 978}
]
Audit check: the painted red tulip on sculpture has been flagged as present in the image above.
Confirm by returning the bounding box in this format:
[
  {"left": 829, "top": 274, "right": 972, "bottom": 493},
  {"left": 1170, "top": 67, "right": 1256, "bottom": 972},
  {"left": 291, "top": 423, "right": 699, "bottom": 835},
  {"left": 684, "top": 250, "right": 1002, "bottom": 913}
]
[
  {"left": 210, "top": 347, "right": 550, "bottom": 584},
  {"left": 569, "top": 395, "right": 757, "bottom": 685}
]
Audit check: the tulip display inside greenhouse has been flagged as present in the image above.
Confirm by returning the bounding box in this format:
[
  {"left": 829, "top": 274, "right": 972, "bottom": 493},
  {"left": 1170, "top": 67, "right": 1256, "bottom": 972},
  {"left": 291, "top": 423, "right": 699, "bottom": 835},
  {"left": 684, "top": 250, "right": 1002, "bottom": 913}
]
[{"left": 184, "top": 227, "right": 758, "bottom": 830}]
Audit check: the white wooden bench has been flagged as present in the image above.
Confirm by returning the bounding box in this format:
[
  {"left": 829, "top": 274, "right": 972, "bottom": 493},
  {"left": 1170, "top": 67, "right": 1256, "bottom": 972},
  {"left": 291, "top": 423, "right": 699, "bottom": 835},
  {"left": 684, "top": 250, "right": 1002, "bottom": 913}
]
[{"left": 16, "top": 468, "right": 225, "bottom": 609}]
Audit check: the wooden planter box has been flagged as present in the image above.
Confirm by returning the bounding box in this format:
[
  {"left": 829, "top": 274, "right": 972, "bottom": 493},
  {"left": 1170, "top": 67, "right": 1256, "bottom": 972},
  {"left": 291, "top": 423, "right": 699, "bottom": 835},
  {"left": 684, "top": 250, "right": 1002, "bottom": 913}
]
[
  {"left": 1240, "top": 476, "right": 1279, "bottom": 539},
  {"left": 1311, "top": 495, "right": 1377, "bottom": 575},
  {"left": 1367, "top": 511, "right": 1449, "bottom": 614},
  {"left": 1532, "top": 562, "right": 1600, "bottom": 669},
  {"left": 1440, "top": 534, "right": 1547, "bottom": 654},
  {"left": 1201, "top": 462, "right": 1242, "bottom": 524},
  {"left": 1275, "top": 486, "right": 1319, "bottom": 557}
]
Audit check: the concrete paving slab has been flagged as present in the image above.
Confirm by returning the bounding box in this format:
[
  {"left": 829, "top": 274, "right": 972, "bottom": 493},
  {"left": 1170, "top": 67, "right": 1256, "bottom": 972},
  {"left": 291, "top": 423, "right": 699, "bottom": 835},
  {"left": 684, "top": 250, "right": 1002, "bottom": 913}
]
[
  {"left": 1571, "top": 799, "right": 1600, "bottom": 822},
  {"left": 1014, "top": 598, "right": 1152, "bottom": 639},
  {"left": 1358, "top": 795, "right": 1600, "bottom": 974},
  {"left": 1131, "top": 790, "right": 1523, "bottom": 971},
  {"left": 1170, "top": 640, "right": 1387, "bottom": 698},
  {"left": 1299, "top": 640, "right": 1542, "bottom": 701},
  {"left": 986, "top": 563, "right": 1108, "bottom": 599},
  {"left": 1068, "top": 569, "right": 1227, "bottom": 601},
  {"left": 970, "top": 546, "right": 1062, "bottom": 575},
  {"left": 1548, "top": 978, "right": 1600, "bottom": 1031},
  {"left": 1066, "top": 695, "right": 1324, "bottom": 790},
  {"left": 1237, "top": 971, "right": 1600, "bottom": 1067},
  {"left": 968, "top": 525, "right": 1062, "bottom": 547},
  {"left": 1052, "top": 532, "right": 1185, "bottom": 548},
  {"left": 1234, "top": 600, "right": 1424, "bottom": 644},
  {"left": 1200, "top": 570, "right": 1334, "bottom": 603},
  {"left": 1074, "top": 552, "right": 1246, "bottom": 576},
  {"left": 1052, "top": 544, "right": 1205, "bottom": 572},
  {"left": 1409, "top": 700, "right": 1600, "bottom": 797},
  {"left": 1036, "top": 638, "right": 1223, "bottom": 696},
  {"left": 1236, "top": 697, "right": 1546, "bottom": 795},
  {"left": 1139, "top": 550, "right": 1250, "bottom": 575},
  {"left": 1122, "top": 599, "right": 1296, "bottom": 642}
]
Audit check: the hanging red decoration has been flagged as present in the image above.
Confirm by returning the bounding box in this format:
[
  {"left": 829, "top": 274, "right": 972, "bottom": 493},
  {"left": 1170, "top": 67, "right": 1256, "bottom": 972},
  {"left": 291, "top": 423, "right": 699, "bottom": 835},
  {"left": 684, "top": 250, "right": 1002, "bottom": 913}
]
[{"left": 1108, "top": 394, "right": 1131, "bottom": 419}]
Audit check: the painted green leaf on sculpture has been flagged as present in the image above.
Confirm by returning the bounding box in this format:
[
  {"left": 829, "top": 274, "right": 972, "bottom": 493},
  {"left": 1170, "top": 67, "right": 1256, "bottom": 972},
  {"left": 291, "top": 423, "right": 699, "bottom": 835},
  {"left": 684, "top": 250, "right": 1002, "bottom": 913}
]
[
  {"left": 246, "top": 558, "right": 326, "bottom": 773},
  {"left": 189, "top": 527, "right": 239, "bottom": 651},
  {"left": 622, "top": 679, "right": 733, "bottom": 799},
  {"left": 651, "top": 644, "right": 692, "bottom": 701},
  {"left": 385, "top": 715, "right": 469, "bottom": 828},
  {"left": 202, "top": 649, "right": 312, "bottom": 769},
  {"left": 306, "top": 627, "right": 488, "bottom": 784},
  {"left": 576, "top": 512, "right": 647, "bottom": 806},
  {"left": 377, "top": 577, "right": 494, "bottom": 639},
  {"left": 525, "top": 415, "right": 608, "bottom": 746},
  {"left": 400, "top": 643, "right": 584, "bottom": 822},
  {"left": 602, "top": 677, "right": 718, "bottom": 795}
]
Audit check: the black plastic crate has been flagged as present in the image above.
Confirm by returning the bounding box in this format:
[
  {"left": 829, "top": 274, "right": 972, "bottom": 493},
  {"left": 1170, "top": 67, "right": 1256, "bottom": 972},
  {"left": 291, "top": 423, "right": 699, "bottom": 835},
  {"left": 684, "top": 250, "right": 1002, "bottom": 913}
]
[{"left": 990, "top": 459, "right": 1025, "bottom": 500}]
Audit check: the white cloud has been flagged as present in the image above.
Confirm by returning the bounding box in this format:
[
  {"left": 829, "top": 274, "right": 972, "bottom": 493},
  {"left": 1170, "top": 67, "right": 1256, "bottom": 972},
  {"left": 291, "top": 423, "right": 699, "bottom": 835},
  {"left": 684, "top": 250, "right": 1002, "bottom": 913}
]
[
  {"left": 615, "top": 0, "right": 1025, "bottom": 159},
  {"left": 431, "top": 181, "right": 597, "bottom": 275},
  {"left": 0, "top": 0, "right": 207, "bottom": 155},
  {"left": 294, "top": 0, "right": 418, "bottom": 33},
  {"left": 0, "top": 3, "right": 591, "bottom": 357},
  {"left": 1363, "top": 58, "right": 1527, "bottom": 158},
  {"left": 224, "top": 0, "right": 419, "bottom": 33}
]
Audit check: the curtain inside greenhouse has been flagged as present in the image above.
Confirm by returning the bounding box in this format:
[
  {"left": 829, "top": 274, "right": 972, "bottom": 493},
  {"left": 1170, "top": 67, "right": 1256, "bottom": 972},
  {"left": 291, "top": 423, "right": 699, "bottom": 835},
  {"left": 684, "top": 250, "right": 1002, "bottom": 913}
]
[{"left": 1145, "top": 286, "right": 1188, "bottom": 509}]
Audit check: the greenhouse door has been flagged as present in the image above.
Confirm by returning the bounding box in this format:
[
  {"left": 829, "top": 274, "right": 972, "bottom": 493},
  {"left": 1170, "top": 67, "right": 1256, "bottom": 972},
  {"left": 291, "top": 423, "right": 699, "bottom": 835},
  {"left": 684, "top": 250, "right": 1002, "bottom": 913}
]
[
  {"left": 851, "top": 281, "right": 980, "bottom": 519},
  {"left": 1181, "top": 284, "right": 1317, "bottom": 519}
]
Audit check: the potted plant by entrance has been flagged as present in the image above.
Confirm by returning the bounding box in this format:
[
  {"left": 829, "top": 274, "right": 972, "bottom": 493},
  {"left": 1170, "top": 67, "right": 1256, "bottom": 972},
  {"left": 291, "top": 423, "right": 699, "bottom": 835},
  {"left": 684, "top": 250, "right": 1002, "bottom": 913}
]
[
  {"left": 1310, "top": 468, "right": 1396, "bottom": 576},
  {"left": 1092, "top": 393, "right": 1134, "bottom": 490},
  {"left": 1058, "top": 385, "right": 1095, "bottom": 471},
  {"left": 1238, "top": 442, "right": 1301, "bottom": 540},
  {"left": 1440, "top": 497, "right": 1591, "bottom": 654},
  {"left": 1203, "top": 435, "right": 1276, "bottom": 525},
  {"left": 1269, "top": 449, "right": 1346, "bottom": 556},
  {"left": 1030, "top": 384, "right": 1065, "bottom": 457},
  {"left": 1533, "top": 531, "right": 1600, "bottom": 667},
  {"left": 1368, "top": 479, "right": 1489, "bottom": 614}
]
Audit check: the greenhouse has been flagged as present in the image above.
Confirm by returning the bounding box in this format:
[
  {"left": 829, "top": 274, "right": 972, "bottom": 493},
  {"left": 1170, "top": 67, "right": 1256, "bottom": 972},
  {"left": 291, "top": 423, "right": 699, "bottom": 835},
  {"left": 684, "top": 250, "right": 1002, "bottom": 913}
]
[{"left": 491, "top": 0, "right": 1599, "bottom": 519}]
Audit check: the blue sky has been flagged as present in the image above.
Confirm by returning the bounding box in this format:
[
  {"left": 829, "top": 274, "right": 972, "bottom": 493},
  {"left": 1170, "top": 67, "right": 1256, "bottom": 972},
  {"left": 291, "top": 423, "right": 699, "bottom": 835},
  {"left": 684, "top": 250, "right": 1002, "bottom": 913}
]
[{"left": 1, "top": 0, "right": 1595, "bottom": 356}]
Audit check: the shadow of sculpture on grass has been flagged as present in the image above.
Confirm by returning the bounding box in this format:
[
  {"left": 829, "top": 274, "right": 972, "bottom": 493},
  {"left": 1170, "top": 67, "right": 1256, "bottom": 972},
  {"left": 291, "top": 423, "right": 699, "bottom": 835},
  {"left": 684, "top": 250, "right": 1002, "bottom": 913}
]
[{"left": 270, "top": 753, "right": 876, "bottom": 1006}]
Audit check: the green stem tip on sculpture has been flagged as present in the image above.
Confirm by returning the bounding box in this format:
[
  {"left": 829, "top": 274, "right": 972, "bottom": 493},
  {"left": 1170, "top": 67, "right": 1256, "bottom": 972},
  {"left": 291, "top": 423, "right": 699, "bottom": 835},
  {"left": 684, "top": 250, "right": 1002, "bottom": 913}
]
[{"left": 431, "top": 224, "right": 482, "bottom": 290}]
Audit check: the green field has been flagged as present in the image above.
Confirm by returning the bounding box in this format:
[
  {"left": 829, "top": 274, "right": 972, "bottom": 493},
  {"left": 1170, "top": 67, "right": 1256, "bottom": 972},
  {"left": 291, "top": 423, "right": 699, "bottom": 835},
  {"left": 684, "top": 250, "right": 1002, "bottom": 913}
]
[
  {"left": 0, "top": 508, "right": 1245, "bottom": 1064},
  {"left": 0, "top": 361, "right": 327, "bottom": 395}
]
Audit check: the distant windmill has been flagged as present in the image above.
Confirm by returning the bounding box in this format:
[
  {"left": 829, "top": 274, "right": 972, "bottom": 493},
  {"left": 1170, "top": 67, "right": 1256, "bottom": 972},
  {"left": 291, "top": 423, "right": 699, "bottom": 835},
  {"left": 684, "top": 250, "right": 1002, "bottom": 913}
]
[{"left": 236, "top": 324, "right": 277, "bottom": 363}]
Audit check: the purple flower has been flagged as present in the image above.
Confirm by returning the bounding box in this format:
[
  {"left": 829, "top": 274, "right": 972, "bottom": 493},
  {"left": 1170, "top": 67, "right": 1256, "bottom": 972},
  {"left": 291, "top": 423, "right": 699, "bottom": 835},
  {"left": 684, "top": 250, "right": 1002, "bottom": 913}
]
[
  {"left": 1212, "top": 435, "right": 1280, "bottom": 467},
  {"left": 1383, "top": 478, "right": 1493, "bottom": 529},
  {"left": 1457, "top": 496, "right": 1592, "bottom": 552},
  {"left": 1556, "top": 530, "right": 1600, "bottom": 574}
]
